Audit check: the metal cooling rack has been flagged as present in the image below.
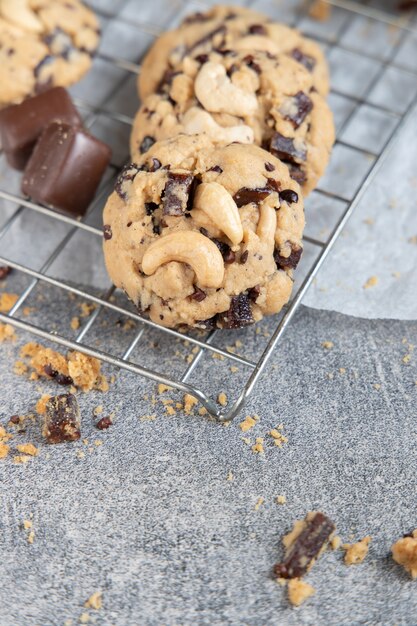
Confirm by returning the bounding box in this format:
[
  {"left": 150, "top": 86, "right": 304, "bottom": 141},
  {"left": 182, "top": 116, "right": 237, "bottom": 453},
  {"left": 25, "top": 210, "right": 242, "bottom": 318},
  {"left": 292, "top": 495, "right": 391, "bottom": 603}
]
[{"left": 1, "top": 0, "right": 417, "bottom": 422}]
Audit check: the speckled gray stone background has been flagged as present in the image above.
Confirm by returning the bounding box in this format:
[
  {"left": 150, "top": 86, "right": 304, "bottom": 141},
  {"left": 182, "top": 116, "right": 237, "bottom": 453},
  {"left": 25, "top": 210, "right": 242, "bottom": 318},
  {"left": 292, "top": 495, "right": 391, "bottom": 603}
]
[{"left": 1, "top": 1, "right": 417, "bottom": 625}]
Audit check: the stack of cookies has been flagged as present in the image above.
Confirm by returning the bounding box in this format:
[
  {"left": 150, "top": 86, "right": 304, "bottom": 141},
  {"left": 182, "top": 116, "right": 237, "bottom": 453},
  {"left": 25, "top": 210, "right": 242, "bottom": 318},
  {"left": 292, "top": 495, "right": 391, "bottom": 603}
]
[{"left": 103, "top": 5, "right": 335, "bottom": 330}]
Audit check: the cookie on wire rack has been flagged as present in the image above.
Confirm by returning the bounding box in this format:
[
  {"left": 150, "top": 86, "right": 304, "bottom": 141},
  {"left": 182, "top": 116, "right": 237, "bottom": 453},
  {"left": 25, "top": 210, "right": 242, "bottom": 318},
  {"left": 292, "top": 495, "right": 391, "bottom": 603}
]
[
  {"left": 103, "top": 134, "right": 305, "bottom": 330},
  {"left": 138, "top": 4, "right": 329, "bottom": 101},
  {"left": 131, "top": 49, "right": 334, "bottom": 196},
  {"left": 0, "top": 0, "right": 100, "bottom": 107}
]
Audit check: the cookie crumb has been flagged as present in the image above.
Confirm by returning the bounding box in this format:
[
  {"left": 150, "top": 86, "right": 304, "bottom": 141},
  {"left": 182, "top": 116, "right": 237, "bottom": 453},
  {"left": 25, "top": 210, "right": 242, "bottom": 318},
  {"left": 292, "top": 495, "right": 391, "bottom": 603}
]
[
  {"left": 252, "top": 437, "right": 264, "bottom": 454},
  {"left": 79, "top": 302, "right": 96, "bottom": 318},
  {"left": 165, "top": 405, "right": 176, "bottom": 416},
  {"left": 391, "top": 530, "right": 417, "bottom": 578},
  {"left": 23, "top": 519, "right": 32, "bottom": 530},
  {"left": 36, "top": 394, "right": 52, "bottom": 415},
  {"left": 13, "top": 455, "right": 31, "bottom": 464},
  {"left": 84, "top": 591, "right": 102, "bottom": 610},
  {"left": 254, "top": 496, "right": 264, "bottom": 511},
  {"left": 270, "top": 429, "right": 288, "bottom": 447},
  {"left": 184, "top": 394, "right": 198, "bottom": 414},
  {"left": 0, "top": 293, "right": 18, "bottom": 312},
  {"left": 330, "top": 535, "right": 342, "bottom": 550},
  {"left": 218, "top": 392, "right": 227, "bottom": 406},
  {"left": 239, "top": 416, "right": 257, "bottom": 432},
  {"left": 27, "top": 530, "right": 35, "bottom": 544},
  {"left": 158, "top": 384, "right": 171, "bottom": 394},
  {"left": 70, "top": 316, "right": 80, "bottom": 330},
  {"left": 287, "top": 579, "right": 316, "bottom": 606},
  {"left": 79, "top": 613, "right": 90, "bottom": 624},
  {"left": 342, "top": 536, "right": 371, "bottom": 565},
  {"left": 276, "top": 495, "right": 287, "bottom": 505},
  {"left": 0, "top": 322, "right": 15, "bottom": 342},
  {"left": 363, "top": 276, "right": 378, "bottom": 289},
  {"left": 227, "top": 470, "right": 234, "bottom": 481},
  {"left": 0, "top": 443, "right": 10, "bottom": 459},
  {"left": 322, "top": 341, "right": 334, "bottom": 349},
  {"left": 198, "top": 407, "right": 208, "bottom": 416},
  {"left": 16, "top": 443, "right": 38, "bottom": 456}
]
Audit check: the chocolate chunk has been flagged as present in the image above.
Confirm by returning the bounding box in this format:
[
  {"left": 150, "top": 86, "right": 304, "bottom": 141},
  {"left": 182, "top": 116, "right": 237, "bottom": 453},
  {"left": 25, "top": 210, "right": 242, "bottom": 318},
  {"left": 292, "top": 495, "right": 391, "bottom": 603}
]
[
  {"left": 195, "top": 53, "right": 209, "bottom": 64},
  {"left": 240, "top": 250, "right": 249, "bottom": 264},
  {"left": 43, "top": 394, "right": 81, "bottom": 444},
  {"left": 145, "top": 202, "right": 158, "bottom": 215},
  {"left": 274, "top": 245, "right": 303, "bottom": 270},
  {"left": 162, "top": 173, "right": 194, "bottom": 216},
  {"left": 190, "top": 286, "right": 206, "bottom": 302},
  {"left": 233, "top": 187, "right": 271, "bottom": 207},
  {"left": 218, "top": 293, "right": 254, "bottom": 329},
  {"left": 9, "top": 415, "right": 20, "bottom": 425},
  {"left": 279, "top": 189, "right": 299, "bottom": 204},
  {"left": 44, "top": 363, "right": 74, "bottom": 385},
  {"left": 96, "top": 416, "right": 113, "bottom": 430},
  {"left": 208, "top": 165, "right": 223, "bottom": 173},
  {"left": 283, "top": 92, "right": 313, "bottom": 129},
  {"left": 200, "top": 229, "right": 235, "bottom": 262},
  {"left": 242, "top": 54, "right": 262, "bottom": 74},
  {"left": 248, "top": 285, "right": 261, "bottom": 301},
  {"left": 103, "top": 224, "right": 112, "bottom": 240},
  {"left": 0, "top": 266, "right": 11, "bottom": 280},
  {"left": 291, "top": 48, "right": 316, "bottom": 72},
  {"left": 149, "top": 157, "right": 161, "bottom": 171},
  {"left": 265, "top": 162, "right": 275, "bottom": 172},
  {"left": 248, "top": 23, "right": 267, "bottom": 35},
  {"left": 274, "top": 511, "right": 335, "bottom": 579},
  {"left": 139, "top": 135, "right": 155, "bottom": 154},
  {"left": 269, "top": 132, "right": 307, "bottom": 164},
  {"left": 288, "top": 164, "right": 307, "bottom": 186},
  {"left": 0, "top": 87, "right": 82, "bottom": 170},
  {"left": 22, "top": 122, "right": 111, "bottom": 217},
  {"left": 115, "top": 163, "right": 139, "bottom": 201}
]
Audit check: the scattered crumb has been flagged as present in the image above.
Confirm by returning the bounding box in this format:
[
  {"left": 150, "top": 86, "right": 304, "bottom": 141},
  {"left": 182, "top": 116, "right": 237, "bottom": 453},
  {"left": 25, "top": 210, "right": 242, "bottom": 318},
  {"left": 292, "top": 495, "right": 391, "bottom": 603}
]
[
  {"left": 403, "top": 353, "right": 412, "bottom": 364},
  {"left": 342, "top": 536, "right": 371, "bottom": 565},
  {"left": 79, "top": 614, "right": 90, "bottom": 624},
  {"left": 363, "top": 217, "right": 374, "bottom": 225},
  {"left": 363, "top": 276, "right": 378, "bottom": 289},
  {"left": 36, "top": 394, "right": 51, "bottom": 415},
  {"left": 230, "top": 366, "right": 239, "bottom": 373},
  {"left": 254, "top": 497, "right": 264, "bottom": 511},
  {"left": 27, "top": 530, "right": 35, "bottom": 544},
  {"left": 77, "top": 451, "right": 85, "bottom": 459},
  {"left": 0, "top": 443, "right": 10, "bottom": 459},
  {"left": 373, "top": 383, "right": 381, "bottom": 390},
  {"left": 139, "top": 414, "right": 156, "bottom": 421},
  {"left": 322, "top": 341, "right": 334, "bottom": 349},
  {"left": 93, "top": 439, "right": 103, "bottom": 447},
  {"left": 68, "top": 351, "right": 108, "bottom": 392},
  {"left": 0, "top": 292, "right": 18, "bottom": 312},
  {"left": 212, "top": 353, "right": 225, "bottom": 360},
  {"left": 158, "top": 383, "right": 171, "bottom": 394},
  {"left": 165, "top": 405, "right": 176, "bottom": 416},
  {"left": 23, "top": 519, "right": 32, "bottom": 530},
  {"left": 218, "top": 392, "right": 227, "bottom": 406},
  {"left": 13, "top": 360, "right": 27, "bottom": 375},
  {"left": 276, "top": 495, "right": 287, "bottom": 505},
  {"left": 0, "top": 426, "right": 13, "bottom": 443},
  {"left": 331, "top": 535, "right": 342, "bottom": 550},
  {"left": 270, "top": 429, "right": 288, "bottom": 447},
  {"left": 391, "top": 529, "right": 417, "bottom": 578},
  {"left": 79, "top": 302, "right": 96, "bottom": 317},
  {"left": 241, "top": 437, "right": 251, "bottom": 445},
  {"left": 0, "top": 322, "right": 15, "bottom": 342},
  {"left": 84, "top": 591, "right": 102, "bottom": 610},
  {"left": 339, "top": 368, "right": 346, "bottom": 375},
  {"left": 70, "top": 316, "right": 80, "bottom": 331},
  {"left": 93, "top": 405, "right": 103, "bottom": 416},
  {"left": 252, "top": 437, "right": 264, "bottom": 454},
  {"left": 239, "top": 416, "right": 257, "bottom": 432},
  {"left": 16, "top": 443, "right": 39, "bottom": 457},
  {"left": 13, "top": 455, "right": 31, "bottom": 464},
  {"left": 287, "top": 579, "right": 316, "bottom": 607},
  {"left": 227, "top": 470, "right": 234, "bottom": 481},
  {"left": 184, "top": 394, "right": 198, "bottom": 414},
  {"left": 198, "top": 407, "right": 207, "bottom": 416}
]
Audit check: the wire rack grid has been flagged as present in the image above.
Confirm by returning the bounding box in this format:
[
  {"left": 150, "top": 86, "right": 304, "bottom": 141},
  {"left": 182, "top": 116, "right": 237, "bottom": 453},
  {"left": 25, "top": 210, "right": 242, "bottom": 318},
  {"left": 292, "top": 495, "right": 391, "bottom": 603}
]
[{"left": 0, "top": 0, "right": 417, "bottom": 422}]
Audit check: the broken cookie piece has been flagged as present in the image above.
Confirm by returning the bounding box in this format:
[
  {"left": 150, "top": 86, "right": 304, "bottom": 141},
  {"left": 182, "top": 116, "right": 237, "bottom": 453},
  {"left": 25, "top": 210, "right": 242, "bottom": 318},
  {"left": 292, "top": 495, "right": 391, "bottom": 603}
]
[
  {"left": 342, "top": 536, "right": 371, "bottom": 565},
  {"left": 391, "top": 530, "right": 417, "bottom": 579},
  {"left": 274, "top": 511, "right": 336, "bottom": 579},
  {"left": 43, "top": 394, "right": 81, "bottom": 444},
  {"left": 287, "top": 578, "right": 316, "bottom": 606}
]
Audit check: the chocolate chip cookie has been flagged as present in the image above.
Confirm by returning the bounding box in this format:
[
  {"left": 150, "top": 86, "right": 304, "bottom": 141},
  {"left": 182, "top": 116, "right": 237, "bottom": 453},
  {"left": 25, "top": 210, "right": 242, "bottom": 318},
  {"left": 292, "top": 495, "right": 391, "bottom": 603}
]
[
  {"left": 0, "top": 0, "right": 100, "bottom": 107},
  {"left": 131, "top": 49, "right": 334, "bottom": 196},
  {"left": 103, "top": 134, "right": 305, "bottom": 330},
  {"left": 138, "top": 5, "right": 329, "bottom": 101}
]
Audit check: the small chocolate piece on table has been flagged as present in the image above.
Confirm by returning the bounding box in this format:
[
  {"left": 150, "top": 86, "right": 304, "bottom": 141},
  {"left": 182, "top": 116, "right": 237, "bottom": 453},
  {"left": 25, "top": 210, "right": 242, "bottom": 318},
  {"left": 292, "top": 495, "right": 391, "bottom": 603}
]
[
  {"left": 43, "top": 393, "right": 81, "bottom": 444},
  {"left": 0, "top": 87, "right": 82, "bottom": 170},
  {"left": 22, "top": 122, "right": 111, "bottom": 217},
  {"left": 274, "top": 511, "right": 335, "bottom": 579}
]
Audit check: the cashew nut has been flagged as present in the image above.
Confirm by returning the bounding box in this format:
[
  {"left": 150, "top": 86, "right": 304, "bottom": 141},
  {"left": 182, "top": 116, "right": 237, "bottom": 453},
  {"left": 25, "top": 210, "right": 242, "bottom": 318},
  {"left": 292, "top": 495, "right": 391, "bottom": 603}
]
[
  {"left": 233, "top": 35, "right": 280, "bottom": 56},
  {"left": 193, "top": 182, "right": 243, "bottom": 246},
  {"left": 194, "top": 62, "right": 258, "bottom": 117},
  {"left": 182, "top": 107, "right": 254, "bottom": 144},
  {"left": 0, "top": 0, "right": 43, "bottom": 33},
  {"left": 142, "top": 231, "right": 224, "bottom": 288},
  {"left": 256, "top": 205, "right": 277, "bottom": 253}
]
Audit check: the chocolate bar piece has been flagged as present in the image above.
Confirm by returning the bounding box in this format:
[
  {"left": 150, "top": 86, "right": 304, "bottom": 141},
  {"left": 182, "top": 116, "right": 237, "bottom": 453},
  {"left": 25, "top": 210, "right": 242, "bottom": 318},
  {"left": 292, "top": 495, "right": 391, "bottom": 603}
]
[
  {"left": 274, "top": 511, "right": 335, "bottom": 579},
  {"left": 43, "top": 394, "right": 81, "bottom": 444},
  {"left": 0, "top": 87, "right": 82, "bottom": 170},
  {"left": 22, "top": 122, "right": 111, "bottom": 216}
]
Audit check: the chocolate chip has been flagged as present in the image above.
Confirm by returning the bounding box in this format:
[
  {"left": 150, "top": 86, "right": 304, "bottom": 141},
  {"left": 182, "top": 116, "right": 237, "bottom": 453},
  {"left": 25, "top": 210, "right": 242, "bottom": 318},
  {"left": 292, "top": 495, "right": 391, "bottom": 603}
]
[
  {"left": 269, "top": 132, "right": 307, "bottom": 164},
  {"left": 188, "top": 25, "right": 226, "bottom": 55},
  {"left": 242, "top": 54, "right": 261, "bottom": 74},
  {"left": 190, "top": 286, "right": 206, "bottom": 302},
  {"left": 200, "top": 228, "right": 235, "bottom": 262},
  {"left": 195, "top": 53, "right": 209, "bottom": 64},
  {"left": 279, "top": 189, "right": 299, "bottom": 204},
  {"left": 43, "top": 394, "right": 81, "bottom": 444},
  {"left": 274, "top": 245, "right": 303, "bottom": 270},
  {"left": 291, "top": 48, "right": 316, "bottom": 72},
  {"left": 139, "top": 135, "right": 155, "bottom": 154},
  {"left": 283, "top": 91, "right": 313, "bottom": 129},
  {"left": 208, "top": 165, "right": 223, "bottom": 173},
  {"left": 0, "top": 266, "right": 11, "bottom": 280},
  {"left": 223, "top": 249, "right": 236, "bottom": 264},
  {"left": 248, "top": 285, "right": 261, "bottom": 302},
  {"left": 145, "top": 202, "right": 158, "bottom": 215},
  {"left": 240, "top": 250, "right": 249, "bottom": 264},
  {"left": 248, "top": 23, "right": 267, "bottom": 35},
  {"left": 103, "top": 224, "right": 112, "bottom": 240},
  {"left": 115, "top": 163, "right": 139, "bottom": 200},
  {"left": 226, "top": 63, "right": 239, "bottom": 77},
  {"left": 162, "top": 173, "right": 195, "bottom": 216},
  {"left": 273, "top": 512, "right": 335, "bottom": 579},
  {"left": 218, "top": 293, "right": 254, "bottom": 329},
  {"left": 233, "top": 187, "right": 270, "bottom": 207},
  {"left": 265, "top": 162, "right": 275, "bottom": 172},
  {"left": 96, "top": 416, "right": 113, "bottom": 430},
  {"left": 55, "top": 373, "right": 74, "bottom": 386},
  {"left": 9, "top": 415, "right": 20, "bottom": 425},
  {"left": 44, "top": 364, "right": 58, "bottom": 379}
]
